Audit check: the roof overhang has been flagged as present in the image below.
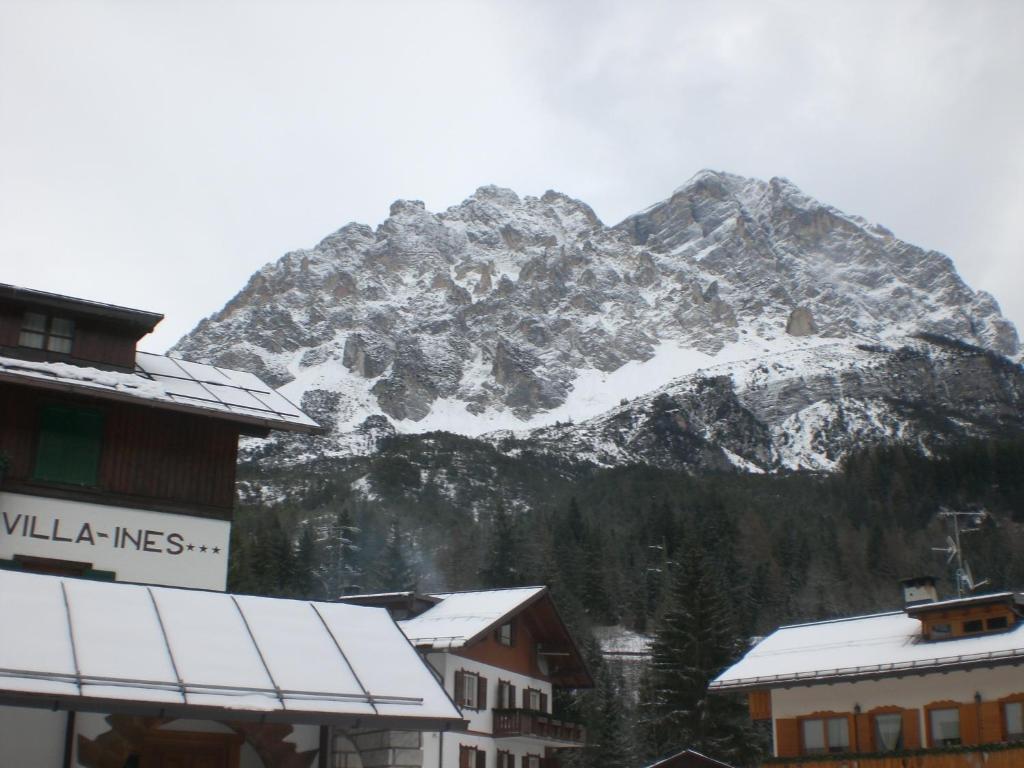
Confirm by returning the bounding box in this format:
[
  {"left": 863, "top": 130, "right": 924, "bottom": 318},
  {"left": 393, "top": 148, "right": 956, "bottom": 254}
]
[
  {"left": 0, "top": 353, "right": 322, "bottom": 435},
  {"left": 405, "top": 588, "right": 594, "bottom": 688},
  {"left": 709, "top": 647, "right": 1024, "bottom": 693},
  {"left": 0, "top": 571, "right": 465, "bottom": 730},
  {"left": 0, "top": 283, "right": 163, "bottom": 336}
]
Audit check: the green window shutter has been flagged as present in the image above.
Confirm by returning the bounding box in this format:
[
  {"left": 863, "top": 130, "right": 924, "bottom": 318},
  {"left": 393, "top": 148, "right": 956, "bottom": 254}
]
[{"left": 34, "top": 405, "right": 104, "bottom": 486}]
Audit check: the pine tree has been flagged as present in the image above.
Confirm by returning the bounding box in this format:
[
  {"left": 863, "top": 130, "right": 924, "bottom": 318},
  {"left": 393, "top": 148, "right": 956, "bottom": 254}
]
[
  {"left": 319, "top": 508, "right": 362, "bottom": 598},
  {"left": 293, "top": 522, "right": 318, "bottom": 598},
  {"left": 479, "top": 499, "right": 524, "bottom": 588},
  {"left": 637, "top": 542, "right": 761, "bottom": 766},
  {"left": 590, "top": 657, "right": 633, "bottom": 768},
  {"left": 376, "top": 518, "right": 417, "bottom": 591}
]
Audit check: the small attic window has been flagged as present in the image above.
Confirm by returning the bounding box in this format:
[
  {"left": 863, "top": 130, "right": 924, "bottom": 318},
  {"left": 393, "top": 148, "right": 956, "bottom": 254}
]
[
  {"left": 497, "top": 621, "right": 513, "bottom": 646},
  {"left": 987, "top": 616, "right": 1008, "bottom": 630},
  {"left": 929, "top": 623, "right": 952, "bottom": 640},
  {"left": 963, "top": 619, "right": 984, "bottom": 634},
  {"left": 19, "top": 312, "right": 75, "bottom": 354}
]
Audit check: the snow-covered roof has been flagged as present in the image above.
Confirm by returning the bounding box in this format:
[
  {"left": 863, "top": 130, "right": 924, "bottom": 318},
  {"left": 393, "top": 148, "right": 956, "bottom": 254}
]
[
  {"left": 399, "top": 586, "right": 547, "bottom": 649},
  {"left": 0, "top": 570, "right": 463, "bottom": 728},
  {"left": 0, "top": 351, "right": 320, "bottom": 434},
  {"left": 711, "top": 608, "right": 1024, "bottom": 692}
]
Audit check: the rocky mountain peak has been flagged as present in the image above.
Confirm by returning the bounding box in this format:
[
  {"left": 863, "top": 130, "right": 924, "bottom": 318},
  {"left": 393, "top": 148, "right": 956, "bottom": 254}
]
[{"left": 171, "top": 173, "right": 1019, "bottom": 454}]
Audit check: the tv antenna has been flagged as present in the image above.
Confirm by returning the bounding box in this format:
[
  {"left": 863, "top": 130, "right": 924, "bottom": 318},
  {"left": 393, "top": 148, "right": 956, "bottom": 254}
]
[{"left": 932, "top": 507, "right": 990, "bottom": 598}]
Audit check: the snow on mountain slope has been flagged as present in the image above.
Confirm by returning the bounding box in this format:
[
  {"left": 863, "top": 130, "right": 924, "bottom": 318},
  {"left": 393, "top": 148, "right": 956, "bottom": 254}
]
[
  {"left": 495, "top": 335, "right": 1024, "bottom": 473},
  {"left": 171, "top": 171, "right": 1021, "bottom": 467}
]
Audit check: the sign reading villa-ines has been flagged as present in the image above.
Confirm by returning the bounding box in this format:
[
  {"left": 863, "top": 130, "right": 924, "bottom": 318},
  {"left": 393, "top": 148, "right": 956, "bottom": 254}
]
[{"left": 0, "top": 492, "right": 230, "bottom": 590}]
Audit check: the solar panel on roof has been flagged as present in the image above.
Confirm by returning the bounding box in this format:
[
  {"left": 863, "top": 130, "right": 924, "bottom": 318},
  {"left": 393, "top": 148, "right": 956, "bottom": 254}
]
[{"left": 0, "top": 352, "right": 319, "bottom": 432}]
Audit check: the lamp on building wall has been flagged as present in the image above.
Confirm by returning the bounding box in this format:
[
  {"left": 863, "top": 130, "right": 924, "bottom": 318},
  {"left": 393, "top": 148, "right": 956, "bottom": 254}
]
[
  {"left": 854, "top": 704, "right": 861, "bottom": 715},
  {"left": 975, "top": 692, "right": 982, "bottom": 703}
]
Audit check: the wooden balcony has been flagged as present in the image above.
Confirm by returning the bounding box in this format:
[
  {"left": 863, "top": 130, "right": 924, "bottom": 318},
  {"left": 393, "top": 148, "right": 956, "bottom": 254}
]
[
  {"left": 492, "top": 708, "right": 586, "bottom": 745},
  {"left": 765, "top": 741, "right": 1024, "bottom": 768}
]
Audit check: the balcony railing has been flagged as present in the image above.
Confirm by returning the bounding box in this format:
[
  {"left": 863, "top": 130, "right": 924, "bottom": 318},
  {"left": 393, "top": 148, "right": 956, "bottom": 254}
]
[
  {"left": 765, "top": 741, "right": 1024, "bottom": 768},
  {"left": 492, "top": 708, "right": 586, "bottom": 745}
]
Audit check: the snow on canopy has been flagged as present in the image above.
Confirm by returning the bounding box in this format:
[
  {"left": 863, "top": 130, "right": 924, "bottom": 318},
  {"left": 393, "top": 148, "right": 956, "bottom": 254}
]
[
  {"left": 711, "top": 606, "right": 1024, "bottom": 692},
  {"left": 399, "top": 586, "right": 546, "bottom": 649},
  {"left": 0, "top": 351, "right": 320, "bottom": 433},
  {"left": 0, "top": 570, "right": 463, "bottom": 727}
]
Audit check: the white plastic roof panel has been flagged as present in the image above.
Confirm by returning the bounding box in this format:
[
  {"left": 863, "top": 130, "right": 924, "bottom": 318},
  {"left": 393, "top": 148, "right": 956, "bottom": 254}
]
[
  {"left": 0, "top": 571, "right": 464, "bottom": 727},
  {"left": 712, "top": 608, "right": 1024, "bottom": 691},
  {"left": 63, "top": 579, "right": 181, "bottom": 705},
  {"left": 317, "top": 601, "right": 458, "bottom": 718},
  {"left": 0, "top": 352, "right": 319, "bottom": 433},
  {"left": 0, "top": 571, "right": 77, "bottom": 697},
  {"left": 231, "top": 596, "right": 375, "bottom": 716},
  {"left": 399, "top": 586, "right": 546, "bottom": 649}
]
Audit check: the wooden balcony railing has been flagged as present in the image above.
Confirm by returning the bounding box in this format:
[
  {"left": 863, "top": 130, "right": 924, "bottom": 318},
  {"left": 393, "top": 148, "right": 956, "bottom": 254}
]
[
  {"left": 492, "top": 708, "right": 586, "bottom": 745},
  {"left": 765, "top": 741, "right": 1024, "bottom": 768}
]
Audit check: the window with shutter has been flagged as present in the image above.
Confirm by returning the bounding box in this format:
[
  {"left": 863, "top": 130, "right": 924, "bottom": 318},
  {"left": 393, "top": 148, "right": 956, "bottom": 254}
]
[
  {"left": 959, "top": 702, "right": 979, "bottom": 746},
  {"left": 775, "top": 718, "right": 800, "bottom": 758},
  {"left": 456, "top": 670, "right": 484, "bottom": 710},
  {"left": 496, "top": 750, "right": 513, "bottom": 768},
  {"left": 498, "top": 680, "right": 515, "bottom": 709},
  {"left": 525, "top": 688, "right": 541, "bottom": 712},
  {"left": 33, "top": 405, "right": 104, "bottom": 486},
  {"left": 459, "top": 746, "right": 472, "bottom": 768},
  {"left": 497, "top": 620, "right": 514, "bottom": 646},
  {"left": 901, "top": 710, "right": 921, "bottom": 749},
  {"left": 928, "top": 707, "right": 961, "bottom": 746},
  {"left": 475, "top": 748, "right": 486, "bottom": 768},
  {"left": 1005, "top": 700, "right": 1024, "bottom": 741},
  {"left": 454, "top": 671, "right": 465, "bottom": 704},
  {"left": 477, "top": 675, "right": 488, "bottom": 710},
  {"left": 540, "top": 692, "right": 548, "bottom": 714}
]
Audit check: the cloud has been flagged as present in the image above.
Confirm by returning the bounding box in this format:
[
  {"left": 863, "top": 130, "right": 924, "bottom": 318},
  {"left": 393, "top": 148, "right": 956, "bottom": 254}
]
[{"left": 1, "top": 0, "right": 1021, "bottom": 349}]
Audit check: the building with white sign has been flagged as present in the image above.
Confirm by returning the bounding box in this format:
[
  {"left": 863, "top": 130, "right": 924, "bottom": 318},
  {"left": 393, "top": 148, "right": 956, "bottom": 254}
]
[{"left": 0, "top": 284, "right": 466, "bottom": 768}]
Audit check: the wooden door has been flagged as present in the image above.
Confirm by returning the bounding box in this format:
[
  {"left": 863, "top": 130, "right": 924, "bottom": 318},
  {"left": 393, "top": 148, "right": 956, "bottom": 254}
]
[{"left": 140, "top": 730, "right": 243, "bottom": 768}]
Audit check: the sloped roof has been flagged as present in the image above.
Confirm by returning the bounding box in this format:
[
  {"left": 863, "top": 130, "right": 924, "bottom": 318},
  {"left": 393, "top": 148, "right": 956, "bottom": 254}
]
[
  {"left": 646, "top": 748, "right": 735, "bottom": 768},
  {"left": 711, "top": 607, "right": 1024, "bottom": 692},
  {"left": 399, "top": 586, "right": 547, "bottom": 649},
  {"left": 0, "top": 351, "right": 320, "bottom": 434},
  {"left": 0, "top": 570, "right": 464, "bottom": 728}
]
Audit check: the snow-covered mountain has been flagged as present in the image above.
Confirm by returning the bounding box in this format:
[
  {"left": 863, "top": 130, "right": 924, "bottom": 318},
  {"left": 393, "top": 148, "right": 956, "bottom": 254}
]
[
  {"left": 172, "top": 171, "right": 1022, "bottom": 470},
  {"left": 493, "top": 334, "right": 1024, "bottom": 473}
]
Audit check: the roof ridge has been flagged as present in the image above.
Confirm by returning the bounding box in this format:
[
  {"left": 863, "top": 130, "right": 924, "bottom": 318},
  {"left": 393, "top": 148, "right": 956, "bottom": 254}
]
[
  {"left": 777, "top": 609, "right": 906, "bottom": 630},
  {"left": 427, "top": 585, "right": 545, "bottom": 597}
]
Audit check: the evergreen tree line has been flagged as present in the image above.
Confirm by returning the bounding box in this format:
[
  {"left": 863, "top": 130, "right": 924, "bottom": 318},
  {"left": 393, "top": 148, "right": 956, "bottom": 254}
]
[{"left": 229, "top": 436, "right": 1024, "bottom": 767}]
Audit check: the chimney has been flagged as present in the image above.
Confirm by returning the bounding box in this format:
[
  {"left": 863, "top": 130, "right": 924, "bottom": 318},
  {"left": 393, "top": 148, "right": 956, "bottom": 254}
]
[{"left": 900, "top": 576, "right": 938, "bottom": 607}]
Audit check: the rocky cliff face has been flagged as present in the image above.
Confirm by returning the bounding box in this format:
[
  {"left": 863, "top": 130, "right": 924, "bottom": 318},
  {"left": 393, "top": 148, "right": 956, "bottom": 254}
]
[{"left": 171, "top": 171, "right": 1020, "bottom": 469}]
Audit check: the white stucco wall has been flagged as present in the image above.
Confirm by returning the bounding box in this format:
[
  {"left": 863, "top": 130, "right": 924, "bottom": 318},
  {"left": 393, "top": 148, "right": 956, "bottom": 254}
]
[
  {"left": 0, "top": 704, "right": 67, "bottom": 767},
  {"left": 425, "top": 652, "right": 568, "bottom": 768},
  {"left": 0, "top": 491, "right": 230, "bottom": 590}
]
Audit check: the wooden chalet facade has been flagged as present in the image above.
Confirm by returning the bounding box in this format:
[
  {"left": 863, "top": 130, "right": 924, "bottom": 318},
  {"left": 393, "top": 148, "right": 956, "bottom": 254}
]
[
  {"left": 711, "top": 579, "right": 1024, "bottom": 768},
  {"left": 339, "top": 587, "right": 592, "bottom": 768},
  {"left": 0, "top": 284, "right": 467, "bottom": 768},
  {"left": 0, "top": 283, "right": 320, "bottom": 589}
]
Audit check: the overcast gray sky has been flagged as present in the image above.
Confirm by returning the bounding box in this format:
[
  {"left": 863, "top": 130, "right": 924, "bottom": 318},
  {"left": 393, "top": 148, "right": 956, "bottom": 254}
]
[{"left": 2, "top": 0, "right": 1021, "bottom": 353}]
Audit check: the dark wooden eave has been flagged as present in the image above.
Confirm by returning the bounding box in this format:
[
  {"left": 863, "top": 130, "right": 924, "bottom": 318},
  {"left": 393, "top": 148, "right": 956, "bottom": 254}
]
[{"left": 0, "top": 283, "right": 163, "bottom": 337}]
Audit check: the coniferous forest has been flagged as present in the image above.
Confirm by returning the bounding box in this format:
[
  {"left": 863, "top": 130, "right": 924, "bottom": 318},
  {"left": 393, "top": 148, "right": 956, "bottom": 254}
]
[{"left": 228, "top": 436, "right": 1024, "bottom": 767}]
